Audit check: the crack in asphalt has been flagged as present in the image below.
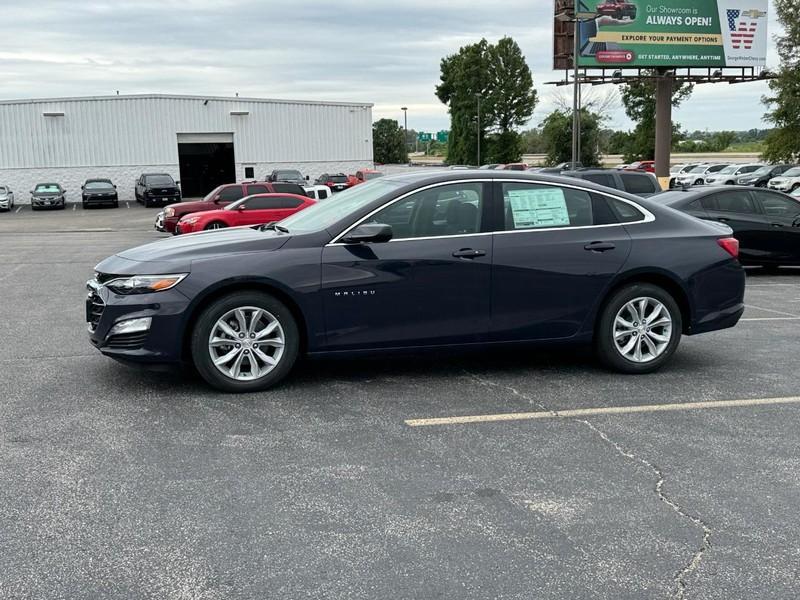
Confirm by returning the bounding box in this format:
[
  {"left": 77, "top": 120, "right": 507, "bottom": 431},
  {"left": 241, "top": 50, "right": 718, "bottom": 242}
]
[{"left": 465, "top": 370, "right": 712, "bottom": 600}]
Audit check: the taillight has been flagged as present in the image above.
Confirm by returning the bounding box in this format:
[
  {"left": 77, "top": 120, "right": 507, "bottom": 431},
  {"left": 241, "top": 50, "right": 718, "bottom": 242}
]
[{"left": 717, "top": 237, "right": 739, "bottom": 259}]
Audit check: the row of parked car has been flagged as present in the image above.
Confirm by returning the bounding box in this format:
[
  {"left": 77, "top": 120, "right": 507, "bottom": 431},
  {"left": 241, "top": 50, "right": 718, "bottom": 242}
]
[
  {"left": 669, "top": 163, "right": 800, "bottom": 190},
  {"left": 0, "top": 167, "right": 385, "bottom": 213}
]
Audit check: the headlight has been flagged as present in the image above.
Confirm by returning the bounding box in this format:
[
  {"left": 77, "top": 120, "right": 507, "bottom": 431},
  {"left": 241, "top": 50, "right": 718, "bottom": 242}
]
[
  {"left": 165, "top": 207, "right": 175, "bottom": 217},
  {"left": 181, "top": 217, "right": 200, "bottom": 225},
  {"left": 105, "top": 274, "right": 187, "bottom": 295}
]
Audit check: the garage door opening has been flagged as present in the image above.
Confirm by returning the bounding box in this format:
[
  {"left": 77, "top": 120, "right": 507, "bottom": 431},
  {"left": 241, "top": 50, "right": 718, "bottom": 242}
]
[{"left": 177, "top": 133, "right": 235, "bottom": 198}]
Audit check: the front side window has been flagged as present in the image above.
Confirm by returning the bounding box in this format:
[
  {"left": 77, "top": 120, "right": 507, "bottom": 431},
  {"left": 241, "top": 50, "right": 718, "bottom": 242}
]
[
  {"left": 218, "top": 186, "right": 244, "bottom": 202},
  {"left": 246, "top": 184, "right": 269, "bottom": 195},
  {"left": 582, "top": 173, "right": 616, "bottom": 189},
  {"left": 365, "top": 183, "right": 483, "bottom": 239},
  {"left": 502, "top": 183, "right": 593, "bottom": 230},
  {"left": 753, "top": 192, "right": 800, "bottom": 217}
]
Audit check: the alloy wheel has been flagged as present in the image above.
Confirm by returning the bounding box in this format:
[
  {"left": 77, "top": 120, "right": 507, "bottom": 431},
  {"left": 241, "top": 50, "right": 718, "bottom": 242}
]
[
  {"left": 613, "top": 297, "right": 673, "bottom": 364},
  {"left": 208, "top": 306, "right": 285, "bottom": 381}
]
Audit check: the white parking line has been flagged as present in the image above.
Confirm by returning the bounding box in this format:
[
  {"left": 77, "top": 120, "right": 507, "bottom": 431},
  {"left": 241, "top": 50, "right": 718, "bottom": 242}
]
[
  {"left": 405, "top": 396, "right": 800, "bottom": 427},
  {"left": 15, "top": 206, "right": 22, "bottom": 213},
  {"left": 72, "top": 204, "right": 76, "bottom": 211},
  {"left": 126, "top": 202, "right": 130, "bottom": 209},
  {"left": 740, "top": 317, "right": 800, "bottom": 322},
  {"left": 744, "top": 304, "right": 800, "bottom": 318}
]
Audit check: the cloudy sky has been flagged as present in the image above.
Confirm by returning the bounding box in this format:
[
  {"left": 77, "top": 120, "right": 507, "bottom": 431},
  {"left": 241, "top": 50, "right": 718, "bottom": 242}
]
[{"left": 1, "top": 0, "right": 784, "bottom": 134}]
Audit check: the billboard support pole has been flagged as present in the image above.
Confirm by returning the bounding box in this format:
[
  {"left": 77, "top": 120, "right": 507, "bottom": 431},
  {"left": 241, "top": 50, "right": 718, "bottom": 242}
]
[
  {"left": 571, "top": 18, "right": 579, "bottom": 167},
  {"left": 654, "top": 68, "right": 673, "bottom": 189}
]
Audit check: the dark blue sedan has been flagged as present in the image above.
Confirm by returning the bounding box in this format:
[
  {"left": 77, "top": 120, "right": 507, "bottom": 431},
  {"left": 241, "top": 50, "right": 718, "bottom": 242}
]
[{"left": 87, "top": 171, "right": 746, "bottom": 392}]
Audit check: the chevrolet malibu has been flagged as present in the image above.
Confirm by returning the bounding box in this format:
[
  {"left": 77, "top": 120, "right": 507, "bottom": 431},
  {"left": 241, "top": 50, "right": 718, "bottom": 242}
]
[{"left": 87, "top": 171, "right": 746, "bottom": 393}]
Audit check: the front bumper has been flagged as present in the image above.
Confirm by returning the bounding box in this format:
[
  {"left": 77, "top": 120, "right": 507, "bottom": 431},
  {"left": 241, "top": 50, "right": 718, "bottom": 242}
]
[
  {"left": 84, "top": 195, "right": 117, "bottom": 205},
  {"left": 0, "top": 198, "right": 10, "bottom": 209},
  {"left": 32, "top": 197, "right": 64, "bottom": 207},
  {"left": 86, "top": 279, "right": 191, "bottom": 365},
  {"left": 768, "top": 183, "right": 791, "bottom": 191}
]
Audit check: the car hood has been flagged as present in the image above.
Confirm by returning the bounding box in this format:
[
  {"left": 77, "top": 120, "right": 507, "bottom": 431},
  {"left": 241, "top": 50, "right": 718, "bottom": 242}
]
[
  {"left": 172, "top": 200, "right": 217, "bottom": 215},
  {"left": 96, "top": 226, "right": 290, "bottom": 274}
]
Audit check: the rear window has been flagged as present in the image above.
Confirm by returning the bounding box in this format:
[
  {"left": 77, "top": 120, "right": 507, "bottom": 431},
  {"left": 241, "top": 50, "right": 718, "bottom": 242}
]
[
  {"left": 622, "top": 174, "right": 657, "bottom": 195},
  {"left": 330, "top": 175, "right": 348, "bottom": 183},
  {"left": 363, "top": 172, "right": 384, "bottom": 181},
  {"left": 607, "top": 197, "right": 646, "bottom": 223}
]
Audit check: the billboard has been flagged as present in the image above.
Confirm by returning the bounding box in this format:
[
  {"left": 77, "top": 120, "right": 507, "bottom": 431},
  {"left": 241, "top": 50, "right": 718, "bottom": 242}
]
[{"left": 573, "top": 0, "right": 768, "bottom": 68}]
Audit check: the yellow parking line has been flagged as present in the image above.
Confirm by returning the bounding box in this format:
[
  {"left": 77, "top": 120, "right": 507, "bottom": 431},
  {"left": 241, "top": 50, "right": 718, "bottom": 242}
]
[{"left": 405, "top": 396, "right": 800, "bottom": 427}]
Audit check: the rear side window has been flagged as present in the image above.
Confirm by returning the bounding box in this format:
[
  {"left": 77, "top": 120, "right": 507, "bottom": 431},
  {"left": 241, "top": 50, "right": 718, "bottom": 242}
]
[
  {"left": 272, "top": 183, "right": 307, "bottom": 196},
  {"left": 248, "top": 196, "right": 303, "bottom": 209},
  {"left": 621, "top": 174, "right": 657, "bottom": 195},
  {"left": 582, "top": 173, "right": 617, "bottom": 189},
  {"left": 607, "top": 197, "right": 646, "bottom": 223},
  {"left": 218, "top": 186, "right": 244, "bottom": 202},
  {"left": 246, "top": 184, "right": 269, "bottom": 195},
  {"left": 713, "top": 191, "right": 757, "bottom": 214},
  {"left": 501, "top": 183, "right": 593, "bottom": 230},
  {"left": 753, "top": 192, "right": 800, "bottom": 217}
]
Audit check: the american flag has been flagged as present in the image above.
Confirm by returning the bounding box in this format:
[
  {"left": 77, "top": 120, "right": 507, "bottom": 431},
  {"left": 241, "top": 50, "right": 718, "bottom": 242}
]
[{"left": 727, "top": 9, "right": 757, "bottom": 50}]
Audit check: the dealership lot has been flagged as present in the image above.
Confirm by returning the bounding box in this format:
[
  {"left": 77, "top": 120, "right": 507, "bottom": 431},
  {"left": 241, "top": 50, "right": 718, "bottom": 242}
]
[{"left": 1, "top": 208, "right": 799, "bottom": 599}]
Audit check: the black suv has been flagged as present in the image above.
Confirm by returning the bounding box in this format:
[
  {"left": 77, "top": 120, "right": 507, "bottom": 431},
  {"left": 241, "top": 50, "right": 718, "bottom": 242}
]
[
  {"left": 82, "top": 179, "right": 119, "bottom": 208},
  {"left": 561, "top": 169, "right": 661, "bottom": 197},
  {"left": 135, "top": 174, "right": 181, "bottom": 207},
  {"left": 266, "top": 169, "right": 308, "bottom": 185}
]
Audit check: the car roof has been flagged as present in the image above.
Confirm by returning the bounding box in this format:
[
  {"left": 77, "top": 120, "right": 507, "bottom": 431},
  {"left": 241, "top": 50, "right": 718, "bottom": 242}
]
[
  {"left": 652, "top": 185, "right": 792, "bottom": 207},
  {"left": 143, "top": 173, "right": 172, "bottom": 177}
]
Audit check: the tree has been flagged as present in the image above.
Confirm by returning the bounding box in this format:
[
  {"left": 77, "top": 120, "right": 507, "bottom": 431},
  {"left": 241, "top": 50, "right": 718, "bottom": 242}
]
[
  {"left": 540, "top": 109, "right": 602, "bottom": 167},
  {"left": 436, "top": 37, "right": 537, "bottom": 165},
  {"left": 763, "top": 0, "right": 800, "bottom": 162},
  {"left": 372, "top": 119, "right": 408, "bottom": 164},
  {"left": 620, "top": 74, "right": 693, "bottom": 162}
]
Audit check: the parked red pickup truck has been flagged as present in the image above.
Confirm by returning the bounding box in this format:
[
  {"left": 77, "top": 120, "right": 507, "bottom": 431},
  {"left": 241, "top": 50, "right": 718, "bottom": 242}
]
[
  {"left": 597, "top": 0, "right": 637, "bottom": 19},
  {"left": 347, "top": 169, "right": 384, "bottom": 187}
]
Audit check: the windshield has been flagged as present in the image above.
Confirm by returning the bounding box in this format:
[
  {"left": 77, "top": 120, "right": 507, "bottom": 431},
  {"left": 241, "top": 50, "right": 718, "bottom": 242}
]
[
  {"left": 35, "top": 184, "right": 60, "bottom": 193},
  {"left": 363, "top": 172, "right": 384, "bottom": 180},
  {"left": 752, "top": 166, "right": 773, "bottom": 175},
  {"left": 0, "top": 187, "right": 6, "bottom": 194},
  {"left": 783, "top": 167, "right": 800, "bottom": 177},
  {"left": 719, "top": 165, "right": 738, "bottom": 174},
  {"left": 85, "top": 181, "right": 113, "bottom": 190},
  {"left": 690, "top": 166, "right": 709, "bottom": 174},
  {"left": 279, "top": 179, "right": 402, "bottom": 234},
  {"left": 146, "top": 175, "right": 175, "bottom": 186},
  {"left": 224, "top": 197, "right": 250, "bottom": 211},
  {"left": 276, "top": 170, "right": 303, "bottom": 179}
]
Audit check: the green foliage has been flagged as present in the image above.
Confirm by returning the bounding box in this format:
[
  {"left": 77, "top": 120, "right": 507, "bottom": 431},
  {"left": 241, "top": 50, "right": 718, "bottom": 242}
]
[
  {"left": 436, "top": 37, "right": 537, "bottom": 165},
  {"left": 519, "top": 128, "right": 546, "bottom": 154},
  {"left": 372, "top": 118, "right": 408, "bottom": 165},
  {"left": 540, "top": 109, "right": 602, "bottom": 167},
  {"left": 620, "top": 73, "right": 693, "bottom": 162},
  {"left": 486, "top": 131, "right": 522, "bottom": 164},
  {"left": 763, "top": 0, "right": 800, "bottom": 162}
]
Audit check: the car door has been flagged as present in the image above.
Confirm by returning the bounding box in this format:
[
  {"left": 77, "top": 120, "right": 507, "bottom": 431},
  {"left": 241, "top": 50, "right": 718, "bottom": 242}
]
[
  {"left": 751, "top": 190, "right": 800, "bottom": 264},
  {"left": 490, "top": 181, "right": 633, "bottom": 341},
  {"left": 702, "top": 190, "right": 768, "bottom": 263},
  {"left": 320, "top": 181, "right": 492, "bottom": 350}
]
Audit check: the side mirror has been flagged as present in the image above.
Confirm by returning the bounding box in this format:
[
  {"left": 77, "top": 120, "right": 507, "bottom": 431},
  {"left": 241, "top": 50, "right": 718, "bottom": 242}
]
[
  {"left": 305, "top": 175, "right": 310, "bottom": 181},
  {"left": 341, "top": 223, "right": 393, "bottom": 244},
  {"left": 237, "top": 205, "right": 246, "bottom": 211},
  {"left": 175, "top": 181, "right": 180, "bottom": 186},
  {"left": 81, "top": 185, "right": 84, "bottom": 190},
  {"left": 113, "top": 185, "right": 117, "bottom": 189}
]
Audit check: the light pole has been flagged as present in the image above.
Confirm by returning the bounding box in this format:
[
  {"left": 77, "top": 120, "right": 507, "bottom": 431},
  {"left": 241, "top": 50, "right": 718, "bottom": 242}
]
[
  {"left": 401, "top": 106, "right": 408, "bottom": 153},
  {"left": 475, "top": 92, "right": 482, "bottom": 166}
]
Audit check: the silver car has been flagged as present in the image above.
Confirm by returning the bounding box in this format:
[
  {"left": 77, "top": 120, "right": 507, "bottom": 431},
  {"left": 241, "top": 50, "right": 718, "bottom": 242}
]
[
  {"left": 0, "top": 185, "right": 14, "bottom": 211},
  {"left": 704, "top": 163, "right": 765, "bottom": 186},
  {"left": 674, "top": 164, "right": 730, "bottom": 187}
]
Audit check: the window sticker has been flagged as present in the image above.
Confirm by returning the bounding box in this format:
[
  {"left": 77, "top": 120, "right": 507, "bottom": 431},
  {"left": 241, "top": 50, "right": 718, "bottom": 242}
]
[{"left": 507, "top": 188, "right": 570, "bottom": 228}]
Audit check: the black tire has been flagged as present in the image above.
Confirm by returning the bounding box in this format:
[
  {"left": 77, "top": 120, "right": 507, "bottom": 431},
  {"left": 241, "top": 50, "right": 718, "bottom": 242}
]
[
  {"left": 756, "top": 181, "right": 767, "bottom": 188},
  {"left": 694, "top": 179, "right": 704, "bottom": 186},
  {"left": 143, "top": 198, "right": 151, "bottom": 208},
  {"left": 113, "top": 200, "right": 119, "bottom": 208},
  {"left": 595, "top": 283, "right": 683, "bottom": 374},
  {"left": 204, "top": 221, "right": 228, "bottom": 231},
  {"left": 82, "top": 201, "right": 89, "bottom": 209},
  {"left": 791, "top": 184, "right": 800, "bottom": 192},
  {"left": 190, "top": 291, "right": 300, "bottom": 393}
]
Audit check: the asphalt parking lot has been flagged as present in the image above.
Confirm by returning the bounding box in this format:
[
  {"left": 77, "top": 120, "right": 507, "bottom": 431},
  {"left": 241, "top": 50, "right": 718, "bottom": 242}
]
[{"left": 1, "top": 204, "right": 799, "bottom": 599}]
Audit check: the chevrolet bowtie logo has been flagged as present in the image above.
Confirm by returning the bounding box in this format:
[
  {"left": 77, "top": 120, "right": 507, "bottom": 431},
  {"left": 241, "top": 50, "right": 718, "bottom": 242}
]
[{"left": 741, "top": 9, "right": 766, "bottom": 18}]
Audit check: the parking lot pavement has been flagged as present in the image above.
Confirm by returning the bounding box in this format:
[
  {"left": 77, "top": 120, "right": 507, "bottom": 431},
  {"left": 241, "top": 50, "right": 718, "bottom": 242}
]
[{"left": 1, "top": 213, "right": 800, "bottom": 599}]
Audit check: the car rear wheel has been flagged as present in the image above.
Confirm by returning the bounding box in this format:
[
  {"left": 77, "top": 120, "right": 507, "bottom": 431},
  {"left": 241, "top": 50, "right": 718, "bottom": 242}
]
[
  {"left": 191, "top": 291, "right": 299, "bottom": 393},
  {"left": 205, "top": 221, "right": 228, "bottom": 230},
  {"left": 694, "top": 179, "right": 704, "bottom": 186},
  {"left": 791, "top": 184, "right": 799, "bottom": 192},
  {"left": 596, "top": 283, "right": 682, "bottom": 374}
]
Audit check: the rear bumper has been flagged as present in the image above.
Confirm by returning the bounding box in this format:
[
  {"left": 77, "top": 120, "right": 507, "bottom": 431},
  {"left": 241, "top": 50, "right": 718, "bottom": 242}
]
[{"left": 688, "top": 303, "right": 745, "bottom": 335}]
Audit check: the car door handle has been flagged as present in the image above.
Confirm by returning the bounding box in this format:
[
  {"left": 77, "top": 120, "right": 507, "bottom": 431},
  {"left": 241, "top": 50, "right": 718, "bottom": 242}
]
[
  {"left": 584, "top": 241, "right": 616, "bottom": 253},
  {"left": 452, "top": 248, "right": 486, "bottom": 259},
  {"left": 717, "top": 217, "right": 730, "bottom": 223},
  {"left": 771, "top": 223, "right": 784, "bottom": 228}
]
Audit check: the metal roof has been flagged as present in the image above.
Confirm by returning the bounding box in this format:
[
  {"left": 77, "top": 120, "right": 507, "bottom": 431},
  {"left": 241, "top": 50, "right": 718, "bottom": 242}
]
[{"left": 0, "top": 93, "right": 373, "bottom": 108}]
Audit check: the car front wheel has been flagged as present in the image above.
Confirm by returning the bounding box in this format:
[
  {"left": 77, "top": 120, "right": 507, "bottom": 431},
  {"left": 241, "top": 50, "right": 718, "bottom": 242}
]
[
  {"left": 190, "top": 291, "right": 300, "bottom": 392},
  {"left": 596, "top": 283, "right": 682, "bottom": 374}
]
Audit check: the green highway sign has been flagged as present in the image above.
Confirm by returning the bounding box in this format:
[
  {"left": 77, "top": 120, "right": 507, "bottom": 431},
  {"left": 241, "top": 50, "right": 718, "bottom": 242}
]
[
  {"left": 436, "top": 130, "right": 449, "bottom": 143},
  {"left": 417, "top": 132, "right": 433, "bottom": 142}
]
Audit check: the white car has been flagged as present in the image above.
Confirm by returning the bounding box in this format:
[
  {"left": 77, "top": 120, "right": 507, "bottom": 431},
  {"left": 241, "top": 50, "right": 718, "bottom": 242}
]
[
  {"left": 668, "top": 164, "right": 702, "bottom": 188},
  {"left": 303, "top": 185, "right": 332, "bottom": 201},
  {"left": 768, "top": 166, "right": 800, "bottom": 193},
  {"left": 0, "top": 185, "right": 14, "bottom": 211},
  {"left": 673, "top": 164, "right": 730, "bottom": 187},
  {"left": 704, "top": 163, "right": 765, "bottom": 186}
]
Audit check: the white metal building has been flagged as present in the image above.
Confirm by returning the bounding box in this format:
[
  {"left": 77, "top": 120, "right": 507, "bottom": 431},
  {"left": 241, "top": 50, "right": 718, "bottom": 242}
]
[{"left": 0, "top": 94, "right": 374, "bottom": 202}]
